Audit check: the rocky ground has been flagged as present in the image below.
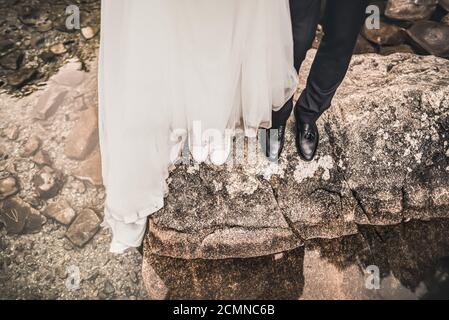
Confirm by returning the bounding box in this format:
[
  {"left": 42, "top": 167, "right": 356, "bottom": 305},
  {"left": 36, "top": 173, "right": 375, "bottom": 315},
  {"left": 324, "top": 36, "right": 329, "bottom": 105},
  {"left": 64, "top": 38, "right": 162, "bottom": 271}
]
[
  {"left": 0, "top": 0, "right": 100, "bottom": 96},
  {"left": 0, "top": 58, "right": 149, "bottom": 300},
  {"left": 0, "top": 0, "right": 148, "bottom": 300}
]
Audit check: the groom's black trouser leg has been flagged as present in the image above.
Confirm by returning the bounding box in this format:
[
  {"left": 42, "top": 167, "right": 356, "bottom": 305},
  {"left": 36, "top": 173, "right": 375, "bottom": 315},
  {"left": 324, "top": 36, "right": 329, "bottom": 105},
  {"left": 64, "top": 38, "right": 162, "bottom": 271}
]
[
  {"left": 272, "top": 0, "right": 321, "bottom": 128},
  {"left": 296, "top": 0, "right": 368, "bottom": 123},
  {"left": 272, "top": 0, "right": 368, "bottom": 127}
]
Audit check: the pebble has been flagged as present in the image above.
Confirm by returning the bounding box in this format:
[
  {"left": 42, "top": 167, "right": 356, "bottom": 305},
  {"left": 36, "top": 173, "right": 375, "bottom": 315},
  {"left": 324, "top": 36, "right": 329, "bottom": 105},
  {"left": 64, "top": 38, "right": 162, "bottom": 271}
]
[
  {"left": 32, "top": 150, "right": 52, "bottom": 167},
  {"left": 65, "top": 209, "right": 101, "bottom": 247},
  {"left": 103, "top": 280, "right": 115, "bottom": 295},
  {"left": 23, "top": 195, "right": 43, "bottom": 209},
  {"left": 20, "top": 136, "right": 41, "bottom": 157},
  {"left": 0, "top": 6, "right": 143, "bottom": 297},
  {"left": 50, "top": 43, "right": 67, "bottom": 55},
  {"left": 6, "top": 68, "right": 37, "bottom": 88},
  {"left": 0, "top": 39, "right": 14, "bottom": 53},
  {"left": 44, "top": 200, "right": 76, "bottom": 225},
  {"left": 81, "top": 26, "right": 99, "bottom": 40},
  {"left": 86, "top": 269, "right": 100, "bottom": 282},
  {"left": 129, "top": 271, "right": 138, "bottom": 284},
  {"left": 14, "top": 159, "right": 33, "bottom": 173},
  {"left": 63, "top": 241, "right": 74, "bottom": 251},
  {"left": 4, "top": 125, "right": 20, "bottom": 140},
  {"left": 0, "top": 144, "right": 7, "bottom": 159},
  {"left": 32, "top": 166, "right": 64, "bottom": 199},
  {"left": 36, "top": 20, "right": 53, "bottom": 33},
  {"left": 0, "top": 175, "right": 19, "bottom": 200},
  {"left": 23, "top": 212, "right": 45, "bottom": 234},
  {"left": 38, "top": 51, "right": 56, "bottom": 63},
  {"left": 0, "top": 50, "right": 24, "bottom": 70}
]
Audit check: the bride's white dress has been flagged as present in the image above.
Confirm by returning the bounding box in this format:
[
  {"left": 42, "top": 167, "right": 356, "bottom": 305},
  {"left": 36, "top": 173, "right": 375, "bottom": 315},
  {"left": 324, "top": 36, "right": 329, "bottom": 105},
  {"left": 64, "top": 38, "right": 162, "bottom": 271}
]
[{"left": 99, "top": 0, "right": 298, "bottom": 253}]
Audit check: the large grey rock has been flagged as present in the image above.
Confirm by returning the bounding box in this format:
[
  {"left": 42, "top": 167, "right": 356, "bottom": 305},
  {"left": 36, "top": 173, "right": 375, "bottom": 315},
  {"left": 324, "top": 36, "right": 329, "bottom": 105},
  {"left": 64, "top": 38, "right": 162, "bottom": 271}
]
[
  {"left": 328, "top": 53, "right": 449, "bottom": 225},
  {"left": 145, "top": 52, "right": 449, "bottom": 260}
]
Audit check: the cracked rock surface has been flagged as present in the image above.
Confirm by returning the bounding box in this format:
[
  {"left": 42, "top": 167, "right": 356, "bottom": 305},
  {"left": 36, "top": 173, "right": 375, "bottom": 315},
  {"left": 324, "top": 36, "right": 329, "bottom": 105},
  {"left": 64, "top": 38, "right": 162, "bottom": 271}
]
[{"left": 146, "top": 51, "right": 449, "bottom": 260}]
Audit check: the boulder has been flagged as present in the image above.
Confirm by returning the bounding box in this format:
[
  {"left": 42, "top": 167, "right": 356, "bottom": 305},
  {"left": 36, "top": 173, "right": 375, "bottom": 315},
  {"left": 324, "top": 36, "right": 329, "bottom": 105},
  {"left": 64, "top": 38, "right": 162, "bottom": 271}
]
[
  {"left": 385, "top": 0, "right": 438, "bottom": 21},
  {"left": 145, "top": 52, "right": 449, "bottom": 260},
  {"left": 406, "top": 21, "right": 449, "bottom": 58},
  {"left": 322, "top": 53, "right": 449, "bottom": 225},
  {"left": 362, "top": 20, "right": 405, "bottom": 46}
]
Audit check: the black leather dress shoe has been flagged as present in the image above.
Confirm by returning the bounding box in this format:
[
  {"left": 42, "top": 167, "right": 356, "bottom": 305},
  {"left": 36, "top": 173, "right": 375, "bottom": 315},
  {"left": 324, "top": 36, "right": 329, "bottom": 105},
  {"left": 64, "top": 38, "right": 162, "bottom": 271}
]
[
  {"left": 259, "top": 125, "right": 286, "bottom": 162},
  {"left": 295, "top": 120, "right": 319, "bottom": 162}
]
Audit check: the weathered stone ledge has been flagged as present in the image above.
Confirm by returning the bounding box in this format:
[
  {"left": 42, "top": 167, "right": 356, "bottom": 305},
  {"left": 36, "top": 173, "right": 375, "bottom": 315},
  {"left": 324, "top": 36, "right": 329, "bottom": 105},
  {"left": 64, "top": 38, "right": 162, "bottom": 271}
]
[{"left": 145, "top": 52, "right": 449, "bottom": 260}]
